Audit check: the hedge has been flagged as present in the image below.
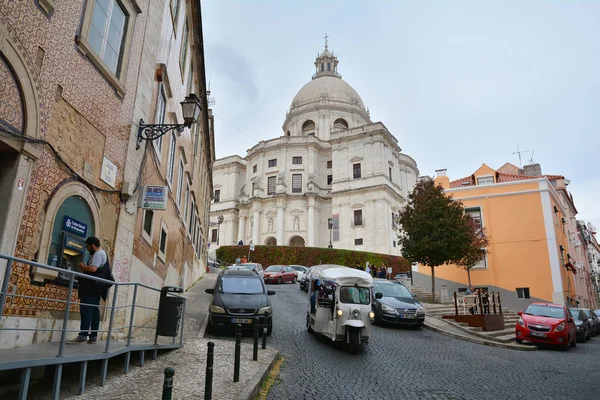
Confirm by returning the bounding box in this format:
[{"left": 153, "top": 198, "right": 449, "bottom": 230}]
[{"left": 216, "top": 245, "right": 411, "bottom": 277}]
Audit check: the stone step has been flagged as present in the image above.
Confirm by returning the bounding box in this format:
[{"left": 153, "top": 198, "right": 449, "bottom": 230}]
[
  {"left": 478, "top": 328, "right": 516, "bottom": 338},
  {"left": 493, "top": 333, "right": 518, "bottom": 343}
]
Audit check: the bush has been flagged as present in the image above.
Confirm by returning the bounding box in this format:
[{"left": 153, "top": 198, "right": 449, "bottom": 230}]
[{"left": 216, "top": 246, "right": 410, "bottom": 276}]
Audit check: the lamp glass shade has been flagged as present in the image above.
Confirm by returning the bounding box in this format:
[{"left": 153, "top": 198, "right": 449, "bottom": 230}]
[{"left": 181, "top": 94, "right": 201, "bottom": 126}]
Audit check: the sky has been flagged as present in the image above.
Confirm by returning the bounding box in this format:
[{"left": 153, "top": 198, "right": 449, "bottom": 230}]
[{"left": 201, "top": 0, "right": 600, "bottom": 228}]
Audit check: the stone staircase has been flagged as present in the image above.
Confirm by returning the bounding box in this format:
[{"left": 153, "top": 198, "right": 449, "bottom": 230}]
[
  {"left": 409, "top": 285, "right": 441, "bottom": 303},
  {"left": 423, "top": 303, "right": 521, "bottom": 344}
]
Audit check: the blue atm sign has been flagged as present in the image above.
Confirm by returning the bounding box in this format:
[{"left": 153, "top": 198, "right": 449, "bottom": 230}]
[{"left": 63, "top": 216, "right": 88, "bottom": 237}]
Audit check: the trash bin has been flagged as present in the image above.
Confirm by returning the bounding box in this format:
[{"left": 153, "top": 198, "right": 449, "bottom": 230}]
[{"left": 156, "top": 286, "right": 184, "bottom": 337}]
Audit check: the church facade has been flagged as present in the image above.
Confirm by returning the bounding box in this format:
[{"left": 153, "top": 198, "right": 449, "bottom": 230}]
[{"left": 210, "top": 44, "right": 419, "bottom": 256}]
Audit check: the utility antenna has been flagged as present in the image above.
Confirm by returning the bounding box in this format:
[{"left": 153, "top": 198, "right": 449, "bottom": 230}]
[
  {"left": 512, "top": 146, "right": 531, "bottom": 169},
  {"left": 528, "top": 150, "right": 535, "bottom": 165}
]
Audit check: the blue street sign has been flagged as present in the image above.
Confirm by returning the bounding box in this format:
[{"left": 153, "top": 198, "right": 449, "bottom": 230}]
[{"left": 63, "top": 215, "right": 88, "bottom": 237}]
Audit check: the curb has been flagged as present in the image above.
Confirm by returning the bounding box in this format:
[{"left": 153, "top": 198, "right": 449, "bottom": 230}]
[
  {"left": 235, "top": 351, "right": 281, "bottom": 400},
  {"left": 424, "top": 322, "right": 536, "bottom": 351},
  {"left": 198, "top": 312, "right": 210, "bottom": 339}
]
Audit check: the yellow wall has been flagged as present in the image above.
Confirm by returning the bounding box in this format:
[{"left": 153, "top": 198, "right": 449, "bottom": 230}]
[{"left": 420, "top": 179, "right": 573, "bottom": 303}]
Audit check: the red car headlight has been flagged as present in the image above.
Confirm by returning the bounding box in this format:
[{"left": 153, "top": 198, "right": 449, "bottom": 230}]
[
  {"left": 518, "top": 317, "right": 525, "bottom": 326},
  {"left": 554, "top": 322, "right": 566, "bottom": 332}
]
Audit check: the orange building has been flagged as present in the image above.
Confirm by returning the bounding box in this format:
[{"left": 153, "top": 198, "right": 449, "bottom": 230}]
[{"left": 412, "top": 163, "right": 579, "bottom": 311}]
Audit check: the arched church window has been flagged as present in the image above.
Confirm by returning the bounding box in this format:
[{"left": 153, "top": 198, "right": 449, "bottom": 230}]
[
  {"left": 327, "top": 63, "right": 331, "bottom": 71},
  {"left": 321, "top": 63, "right": 324, "bottom": 72},
  {"left": 286, "top": 130, "right": 291, "bottom": 137},
  {"left": 333, "top": 118, "right": 349, "bottom": 130},
  {"left": 0, "top": 54, "right": 25, "bottom": 134},
  {"left": 302, "top": 120, "right": 315, "bottom": 134}
]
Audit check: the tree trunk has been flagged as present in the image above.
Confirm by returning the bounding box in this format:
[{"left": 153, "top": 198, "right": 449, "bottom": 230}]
[
  {"left": 431, "top": 266, "right": 436, "bottom": 303},
  {"left": 467, "top": 268, "right": 472, "bottom": 288}
]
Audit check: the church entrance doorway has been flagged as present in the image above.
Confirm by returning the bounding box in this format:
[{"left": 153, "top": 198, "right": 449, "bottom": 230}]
[
  {"left": 289, "top": 236, "right": 305, "bottom": 247},
  {"left": 265, "top": 237, "right": 277, "bottom": 246}
]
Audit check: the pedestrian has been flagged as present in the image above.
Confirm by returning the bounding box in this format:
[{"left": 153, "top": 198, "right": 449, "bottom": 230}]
[
  {"left": 355, "top": 262, "right": 361, "bottom": 270},
  {"left": 69, "top": 236, "right": 107, "bottom": 344},
  {"left": 235, "top": 256, "right": 241, "bottom": 265},
  {"left": 241, "top": 255, "right": 248, "bottom": 263},
  {"left": 377, "top": 266, "right": 386, "bottom": 279},
  {"left": 365, "top": 264, "right": 370, "bottom": 274},
  {"left": 482, "top": 289, "right": 490, "bottom": 314},
  {"left": 371, "top": 266, "right": 377, "bottom": 278}
]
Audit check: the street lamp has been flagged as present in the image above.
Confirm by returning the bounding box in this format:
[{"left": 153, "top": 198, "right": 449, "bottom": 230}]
[
  {"left": 217, "top": 215, "right": 224, "bottom": 246},
  {"left": 136, "top": 93, "right": 202, "bottom": 150},
  {"left": 328, "top": 218, "right": 333, "bottom": 248}
]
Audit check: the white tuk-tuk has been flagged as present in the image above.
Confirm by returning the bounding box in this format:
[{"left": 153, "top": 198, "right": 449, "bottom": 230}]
[{"left": 306, "top": 265, "right": 374, "bottom": 354}]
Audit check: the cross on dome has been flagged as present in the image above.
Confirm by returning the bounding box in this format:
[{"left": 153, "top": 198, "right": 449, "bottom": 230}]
[{"left": 324, "top": 33, "right": 329, "bottom": 49}]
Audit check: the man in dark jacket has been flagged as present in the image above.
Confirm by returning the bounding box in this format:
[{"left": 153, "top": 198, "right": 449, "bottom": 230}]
[{"left": 69, "top": 236, "right": 106, "bottom": 344}]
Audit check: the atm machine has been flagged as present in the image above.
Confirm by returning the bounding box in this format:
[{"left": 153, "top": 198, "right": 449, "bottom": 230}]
[{"left": 55, "top": 232, "right": 86, "bottom": 285}]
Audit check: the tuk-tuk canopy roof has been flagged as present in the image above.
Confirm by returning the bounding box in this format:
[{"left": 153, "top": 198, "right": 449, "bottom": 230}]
[{"left": 312, "top": 265, "right": 373, "bottom": 287}]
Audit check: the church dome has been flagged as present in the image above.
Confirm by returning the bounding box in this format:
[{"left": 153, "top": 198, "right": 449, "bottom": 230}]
[{"left": 291, "top": 76, "right": 366, "bottom": 111}]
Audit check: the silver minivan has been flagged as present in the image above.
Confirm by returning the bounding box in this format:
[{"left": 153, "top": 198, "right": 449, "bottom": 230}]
[{"left": 238, "top": 262, "right": 264, "bottom": 279}]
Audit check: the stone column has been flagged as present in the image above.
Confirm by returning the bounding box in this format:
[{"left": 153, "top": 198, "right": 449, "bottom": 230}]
[
  {"left": 252, "top": 210, "right": 260, "bottom": 245},
  {"left": 238, "top": 215, "right": 247, "bottom": 244},
  {"left": 277, "top": 207, "right": 285, "bottom": 245},
  {"left": 307, "top": 197, "right": 315, "bottom": 247}
]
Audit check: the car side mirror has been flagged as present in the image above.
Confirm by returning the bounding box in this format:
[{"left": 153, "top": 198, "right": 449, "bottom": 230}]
[
  {"left": 205, "top": 288, "right": 214, "bottom": 295},
  {"left": 267, "top": 290, "right": 276, "bottom": 296},
  {"left": 517, "top": 311, "right": 523, "bottom": 316},
  {"left": 568, "top": 318, "right": 574, "bottom": 323},
  {"left": 375, "top": 293, "right": 383, "bottom": 299}
]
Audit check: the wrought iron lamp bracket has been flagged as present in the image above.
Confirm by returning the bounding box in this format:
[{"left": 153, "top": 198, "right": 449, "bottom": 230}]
[{"left": 136, "top": 119, "right": 188, "bottom": 150}]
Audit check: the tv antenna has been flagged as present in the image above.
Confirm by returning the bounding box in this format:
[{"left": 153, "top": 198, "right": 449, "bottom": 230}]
[
  {"left": 512, "top": 146, "right": 531, "bottom": 169},
  {"left": 207, "top": 80, "right": 216, "bottom": 107}
]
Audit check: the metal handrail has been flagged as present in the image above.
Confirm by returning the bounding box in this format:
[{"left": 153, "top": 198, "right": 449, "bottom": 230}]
[{"left": 0, "top": 253, "right": 186, "bottom": 359}]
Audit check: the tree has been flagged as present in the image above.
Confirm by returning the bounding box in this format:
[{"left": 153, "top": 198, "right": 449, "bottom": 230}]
[
  {"left": 456, "top": 219, "right": 490, "bottom": 288},
  {"left": 398, "top": 179, "right": 474, "bottom": 299}
]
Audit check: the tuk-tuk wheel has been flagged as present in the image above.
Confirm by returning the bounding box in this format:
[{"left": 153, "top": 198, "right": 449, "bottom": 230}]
[
  {"left": 349, "top": 329, "right": 360, "bottom": 354},
  {"left": 306, "top": 314, "right": 313, "bottom": 333}
]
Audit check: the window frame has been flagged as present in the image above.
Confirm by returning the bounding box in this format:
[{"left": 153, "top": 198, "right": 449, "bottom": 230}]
[
  {"left": 211, "top": 228, "right": 218, "bottom": 243},
  {"left": 141, "top": 209, "right": 154, "bottom": 245},
  {"left": 292, "top": 174, "right": 302, "bottom": 194},
  {"left": 353, "top": 163, "right": 361, "bottom": 179},
  {"left": 158, "top": 220, "right": 168, "bottom": 262},
  {"left": 327, "top": 160, "right": 332, "bottom": 169},
  {"left": 292, "top": 156, "right": 302, "bottom": 165},
  {"left": 477, "top": 175, "right": 494, "bottom": 185},
  {"left": 176, "top": 158, "right": 184, "bottom": 209},
  {"left": 516, "top": 287, "right": 530, "bottom": 299},
  {"left": 153, "top": 84, "right": 167, "bottom": 156},
  {"left": 188, "top": 197, "right": 195, "bottom": 236},
  {"left": 353, "top": 210, "right": 363, "bottom": 226},
  {"left": 166, "top": 131, "right": 177, "bottom": 186},
  {"left": 183, "top": 178, "right": 190, "bottom": 227},
  {"left": 77, "top": 0, "right": 139, "bottom": 97},
  {"left": 354, "top": 238, "right": 364, "bottom": 246},
  {"left": 267, "top": 176, "right": 277, "bottom": 195},
  {"left": 268, "top": 159, "right": 277, "bottom": 168},
  {"left": 179, "top": 20, "right": 189, "bottom": 79},
  {"left": 170, "top": 0, "right": 181, "bottom": 33},
  {"left": 214, "top": 189, "right": 221, "bottom": 203},
  {"left": 253, "top": 165, "right": 257, "bottom": 173},
  {"left": 327, "top": 175, "right": 333, "bottom": 185}
]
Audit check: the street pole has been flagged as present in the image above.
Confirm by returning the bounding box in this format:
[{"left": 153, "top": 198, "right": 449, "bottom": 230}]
[{"left": 328, "top": 218, "right": 333, "bottom": 249}]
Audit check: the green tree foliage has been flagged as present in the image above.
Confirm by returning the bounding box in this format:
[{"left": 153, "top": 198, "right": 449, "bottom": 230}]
[
  {"left": 398, "top": 179, "right": 474, "bottom": 297},
  {"left": 457, "top": 220, "right": 490, "bottom": 288},
  {"left": 216, "top": 245, "right": 410, "bottom": 276}
]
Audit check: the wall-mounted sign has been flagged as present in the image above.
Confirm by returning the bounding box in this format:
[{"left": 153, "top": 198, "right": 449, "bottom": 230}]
[
  {"left": 101, "top": 156, "right": 117, "bottom": 188},
  {"left": 139, "top": 185, "right": 168, "bottom": 210},
  {"left": 64, "top": 234, "right": 85, "bottom": 252},
  {"left": 63, "top": 216, "right": 88, "bottom": 237}
]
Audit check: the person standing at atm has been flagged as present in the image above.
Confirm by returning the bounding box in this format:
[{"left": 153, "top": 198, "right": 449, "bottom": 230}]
[{"left": 69, "top": 236, "right": 106, "bottom": 344}]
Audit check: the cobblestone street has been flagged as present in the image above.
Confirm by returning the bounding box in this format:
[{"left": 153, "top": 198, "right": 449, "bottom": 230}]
[{"left": 247, "top": 282, "right": 600, "bottom": 400}]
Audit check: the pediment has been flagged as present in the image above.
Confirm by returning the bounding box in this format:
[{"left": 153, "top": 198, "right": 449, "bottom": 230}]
[
  {"left": 290, "top": 209, "right": 304, "bottom": 215},
  {"left": 213, "top": 184, "right": 222, "bottom": 189},
  {"left": 265, "top": 210, "right": 277, "bottom": 217},
  {"left": 350, "top": 156, "right": 363, "bottom": 162},
  {"left": 351, "top": 203, "right": 365, "bottom": 209}
]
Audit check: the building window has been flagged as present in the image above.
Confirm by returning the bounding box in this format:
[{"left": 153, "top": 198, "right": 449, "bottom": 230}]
[
  {"left": 321, "top": 63, "right": 324, "bottom": 71},
  {"left": 193, "top": 210, "right": 199, "bottom": 247},
  {"left": 154, "top": 85, "right": 166, "bottom": 153},
  {"left": 333, "top": 118, "right": 348, "bottom": 130},
  {"left": 214, "top": 189, "right": 220, "bottom": 203},
  {"left": 292, "top": 157, "right": 302, "bottom": 165},
  {"left": 184, "top": 179, "right": 190, "bottom": 225},
  {"left": 188, "top": 198, "right": 195, "bottom": 235},
  {"left": 211, "top": 229, "right": 217, "bottom": 243},
  {"left": 180, "top": 21, "right": 189, "bottom": 76},
  {"left": 292, "top": 174, "right": 302, "bottom": 193},
  {"left": 389, "top": 167, "right": 392, "bottom": 181},
  {"left": 87, "top": 0, "right": 128, "bottom": 75},
  {"left": 355, "top": 238, "right": 363, "bottom": 246},
  {"left": 466, "top": 208, "right": 483, "bottom": 235},
  {"left": 327, "top": 62, "right": 331, "bottom": 71},
  {"left": 159, "top": 223, "right": 168, "bottom": 259},
  {"left": 327, "top": 160, "right": 332, "bottom": 169},
  {"left": 302, "top": 120, "right": 315, "bottom": 134},
  {"left": 176, "top": 159, "right": 184, "bottom": 207},
  {"left": 354, "top": 210, "right": 363, "bottom": 226},
  {"left": 170, "top": 0, "right": 181, "bottom": 30},
  {"left": 516, "top": 288, "right": 530, "bottom": 299},
  {"left": 353, "top": 163, "right": 361, "bottom": 179},
  {"left": 393, "top": 240, "right": 396, "bottom": 247},
  {"left": 268, "top": 159, "right": 277, "bottom": 168},
  {"left": 253, "top": 165, "right": 257, "bottom": 173},
  {"left": 166, "top": 132, "right": 176, "bottom": 184},
  {"left": 268, "top": 176, "right": 276, "bottom": 195},
  {"left": 477, "top": 176, "right": 494, "bottom": 185},
  {"left": 252, "top": 182, "right": 256, "bottom": 197},
  {"left": 327, "top": 175, "right": 333, "bottom": 185},
  {"left": 142, "top": 209, "right": 154, "bottom": 240}
]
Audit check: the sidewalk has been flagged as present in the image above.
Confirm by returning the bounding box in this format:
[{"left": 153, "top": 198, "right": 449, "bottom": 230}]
[
  {"left": 424, "top": 316, "right": 536, "bottom": 351},
  {"left": 60, "top": 271, "right": 279, "bottom": 400}
]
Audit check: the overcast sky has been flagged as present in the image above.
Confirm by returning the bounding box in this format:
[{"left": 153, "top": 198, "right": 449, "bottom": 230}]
[{"left": 201, "top": 0, "right": 600, "bottom": 228}]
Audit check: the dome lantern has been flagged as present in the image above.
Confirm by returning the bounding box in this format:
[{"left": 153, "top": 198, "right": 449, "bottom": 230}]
[{"left": 313, "top": 34, "right": 341, "bottom": 79}]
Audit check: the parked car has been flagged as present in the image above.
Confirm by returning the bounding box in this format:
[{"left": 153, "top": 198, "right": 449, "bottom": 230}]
[
  {"left": 290, "top": 265, "right": 308, "bottom": 283},
  {"left": 205, "top": 268, "right": 274, "bottom": 334},
  {"left": 570, "top": 308, "right": 593, "bottom": 342},
  {"left": 515, "top": 302, "right": 577, "bottom": 349},
  {"left": 581, "top": 309, "right": 600, "bottom": 336},
  {"left": 301, "top": 267, "right": 316, "bottom": 292},
  {"left": 371, "top": 279, "right": 425, "bottom": 328},
  {"left": 263, "top": 265, "right": 297, "bottom": 284},
  {"left": 237, "top": 262, "right": 264, "bottom": 279}
]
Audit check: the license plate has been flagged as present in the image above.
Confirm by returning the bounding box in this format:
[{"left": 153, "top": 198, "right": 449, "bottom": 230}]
[
  {"left": 401, "top": 315, "right": 416, "bottom": 319},
  {"left": 231, "top": 318, "right": 252, "bottom": 324},
  {"left": 530, "top": 331, "right": 547, "bottom": 337}
]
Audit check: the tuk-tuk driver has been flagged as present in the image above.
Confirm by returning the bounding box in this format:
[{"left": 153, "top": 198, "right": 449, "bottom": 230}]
[{"left": 310, "top": 278, "right": 320, "bottom": 314}]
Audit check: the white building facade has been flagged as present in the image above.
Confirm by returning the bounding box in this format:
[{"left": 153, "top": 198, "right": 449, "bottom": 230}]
[{"left": 210, "top": 45, "right": 418, "bottom": 256}]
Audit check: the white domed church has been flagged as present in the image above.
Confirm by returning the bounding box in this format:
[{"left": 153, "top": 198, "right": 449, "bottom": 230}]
[{"left": 209, "top": 43, "right": 419, "bottom": 256}]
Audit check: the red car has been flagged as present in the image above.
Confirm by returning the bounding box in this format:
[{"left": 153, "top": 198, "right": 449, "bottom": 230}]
[
  {"left": 515, "top": 302, "right": 577, "bottom": 350},
  {"left": 263, "top": 265, "right": 297, "bottom": 284}
]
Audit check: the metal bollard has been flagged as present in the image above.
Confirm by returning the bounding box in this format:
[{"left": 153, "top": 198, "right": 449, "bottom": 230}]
[
  {"left": 261, "top": 318, "right": 268, "bottom": 350},
  {"left": 205, "top": 342, "right": 214, "bottom": 400},
  {"left": 253, "top": 322, "right": 259, "bottom": 361},
  {"left": 233, "top": 324, "right": 241, "bottom": 383},
  {"left": 162, "top": 367, "right": 175, "bottom": 400}
]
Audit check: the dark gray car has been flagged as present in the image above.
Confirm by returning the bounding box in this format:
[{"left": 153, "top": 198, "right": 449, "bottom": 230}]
[
  {"left": 372, "top": 279, "right": 425, "bottom": 328},
  {"left": 206, "top": 268, "right": 275, "bottom": 335},
  {"left": 569, "top": 308, "right": 592, "bottom": 342},
  {"left": 581, "top": 309, "right": 600, "bottom": 336}
]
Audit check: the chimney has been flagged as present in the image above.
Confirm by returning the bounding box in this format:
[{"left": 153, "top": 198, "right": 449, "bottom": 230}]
[
  {"left": 523, "top": 163, "right": 542, "bottom": 177},
  {"left": 434, "top": 169, "right": 450, "bottom": 189}
]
